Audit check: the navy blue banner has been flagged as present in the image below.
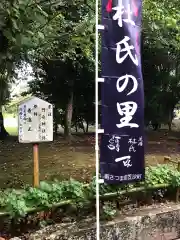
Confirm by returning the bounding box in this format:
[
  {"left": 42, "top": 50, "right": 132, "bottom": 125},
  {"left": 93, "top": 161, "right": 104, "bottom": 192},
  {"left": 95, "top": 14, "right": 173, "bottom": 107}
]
[{"left": 100, "top": 0, "right": 145, "bottom": 184}]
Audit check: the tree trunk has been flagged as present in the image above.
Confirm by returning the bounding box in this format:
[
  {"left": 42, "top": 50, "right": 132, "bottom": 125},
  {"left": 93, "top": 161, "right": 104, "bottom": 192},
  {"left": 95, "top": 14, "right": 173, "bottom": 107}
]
[
  {"left": 75, "top": 120, "right": 78, "bottom": 133},
  {"left": 0, "top": 110, "right": 8, "bottom": 140},
  {"left": 168, "top": 122, "right": 172, "bottom": 131},
  {"left": 86, "top": 120, "right": 89, "bottom": 133},
  {"left": 152, "top": 122, "right": 158, "bottom": 131},
  {"left": 81, "top": 120, "right": 85, "bottom": 133},
  {"left": 64, "top": 91, "right": 73, "bottom": 143},
  {"left": 54, "top": 121, "right": 58, "bottom": 136},
  {"left": 75, "top": 113, "right": 78, "bottom": 133},
  {"left": 167, "top": 109, "right": 173, "bottom": 132},
  {"left": 53, "top": 106, "right": 58, "bottom": 138}
]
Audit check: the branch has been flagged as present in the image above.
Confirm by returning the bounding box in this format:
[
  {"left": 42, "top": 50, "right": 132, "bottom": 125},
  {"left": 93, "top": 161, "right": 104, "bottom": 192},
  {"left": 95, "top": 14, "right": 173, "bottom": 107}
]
[
  {"left": 27, "top": 0, "right": 64, "bottom": 9},
  {"left": 37, "top": 12, "right": 62, "bottom": 32},
  {"left": 83, "top": 0, "right": 94, "bottom": 11}
]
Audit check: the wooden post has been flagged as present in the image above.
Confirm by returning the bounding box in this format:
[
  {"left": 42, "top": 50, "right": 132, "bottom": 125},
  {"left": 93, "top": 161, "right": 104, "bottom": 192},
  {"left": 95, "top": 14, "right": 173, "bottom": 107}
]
[
  {"left": 33, "top": 143, "right": 39, "bottom": 187},
  {"left": 176, "top": 161, "right": 180, "bottom": 202}
]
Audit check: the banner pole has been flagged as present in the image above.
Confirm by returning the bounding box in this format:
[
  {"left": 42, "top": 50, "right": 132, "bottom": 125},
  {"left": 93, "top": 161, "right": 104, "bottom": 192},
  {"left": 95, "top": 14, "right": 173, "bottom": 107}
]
[{"left": 95, "top": 0, "right": 100, "bottom": 239}]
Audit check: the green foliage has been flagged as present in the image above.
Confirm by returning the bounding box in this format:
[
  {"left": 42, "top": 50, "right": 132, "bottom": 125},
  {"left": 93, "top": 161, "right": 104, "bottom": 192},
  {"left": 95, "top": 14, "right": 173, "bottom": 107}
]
[
  {"left": 23, "top": 0, "right": 95, "bottom": 136},
  {"left": 0, "top": 164, "right": 180, "bottom": 217},
  {"left": 145, "top": 164, "right": 180, "bottom": 186},
  {"left": 39, "top": 179, "right": 85, "bottom": 202},
  {"left": 1, "top": 0, "right": 180, "bottom": 130},
  {"left": 1, "top": 189, "right": 28, "bottom": 217},
  {"left": 143, "top": 0, "right": 180, "bottom": 125},
  {"left": 143, "top": 0, "right": 180, "bottom": 49},
  {"left": 0, "top": 0, "right": 59, "bottom": 106},
  {"left": 102, "top": 202, "right": 117, "bottom": 220},
  {"left": 87, "top": 164, "right": 180, "bottom": 198},
  {"left": 25, "top": 187, "right": 49, "bottom": 208}
]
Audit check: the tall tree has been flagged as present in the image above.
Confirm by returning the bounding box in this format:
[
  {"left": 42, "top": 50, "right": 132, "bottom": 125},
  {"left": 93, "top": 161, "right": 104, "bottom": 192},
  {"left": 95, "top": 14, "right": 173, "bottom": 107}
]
[
  {"left": 26, "top": 0, "right": 95, "bottom": 141},
  {"left": 0, "top": 0, "right": 53, "bottom": 137},
  {"left": 142, "top": 0, "right": 180, "bottom": 129}
]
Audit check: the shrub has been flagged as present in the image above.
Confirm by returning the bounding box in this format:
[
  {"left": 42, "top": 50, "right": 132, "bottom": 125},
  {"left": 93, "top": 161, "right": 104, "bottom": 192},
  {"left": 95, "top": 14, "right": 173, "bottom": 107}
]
[{"left": 0, "top": 164, "right": 179, "bottom": 217}]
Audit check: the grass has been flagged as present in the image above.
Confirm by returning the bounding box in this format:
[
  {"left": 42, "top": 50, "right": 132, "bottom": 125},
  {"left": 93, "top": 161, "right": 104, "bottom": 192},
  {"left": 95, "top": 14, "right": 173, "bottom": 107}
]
[
  {"left": 5, "top": 126, "right": 18, "bottom": 136},
  {"left": 3, "top": 113, "right": 18, "bottom": 136}
]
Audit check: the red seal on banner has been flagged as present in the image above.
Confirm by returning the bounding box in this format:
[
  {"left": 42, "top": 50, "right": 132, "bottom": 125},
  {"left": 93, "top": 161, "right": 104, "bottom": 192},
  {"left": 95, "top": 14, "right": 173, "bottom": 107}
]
[{"left": 106, "top": 0, "right": 113, "bottom": 12}]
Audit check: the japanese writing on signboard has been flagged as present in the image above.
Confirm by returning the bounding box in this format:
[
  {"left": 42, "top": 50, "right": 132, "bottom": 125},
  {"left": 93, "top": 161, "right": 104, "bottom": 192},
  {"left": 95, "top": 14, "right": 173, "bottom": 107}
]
[
  {"left": 18, "top": 97, "right": 53, "bottom": 143},
  {"left": 100, "top": 0, "right": 145, "bottom": 183}
]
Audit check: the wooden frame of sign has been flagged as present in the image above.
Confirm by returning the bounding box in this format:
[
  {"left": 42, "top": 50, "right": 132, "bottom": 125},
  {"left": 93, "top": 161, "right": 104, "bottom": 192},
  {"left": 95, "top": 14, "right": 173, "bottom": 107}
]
[{"left": 18, "top": 96, "right": 53, "bottom": 187}]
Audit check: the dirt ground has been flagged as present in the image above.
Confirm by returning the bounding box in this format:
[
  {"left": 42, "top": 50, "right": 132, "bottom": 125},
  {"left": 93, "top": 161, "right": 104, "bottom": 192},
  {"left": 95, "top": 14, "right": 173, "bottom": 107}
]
[
  {"left": 0, "top": 130, "right": 180, "bottom": 189},
  {"left": 0, "top": 134, "right": 95, "bottom": 188},
  {"left": 145, "top": 130, "right": 180, "bottom": 165}
]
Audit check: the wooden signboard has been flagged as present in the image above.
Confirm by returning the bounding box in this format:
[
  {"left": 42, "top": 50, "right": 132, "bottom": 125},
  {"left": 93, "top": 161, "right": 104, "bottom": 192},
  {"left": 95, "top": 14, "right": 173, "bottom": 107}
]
[
  {"left": 18, "top": 96, "right": 53, "bottom": 143},
  {"left": 18, "top": 96, "right": 53, "bottom": 187}
]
